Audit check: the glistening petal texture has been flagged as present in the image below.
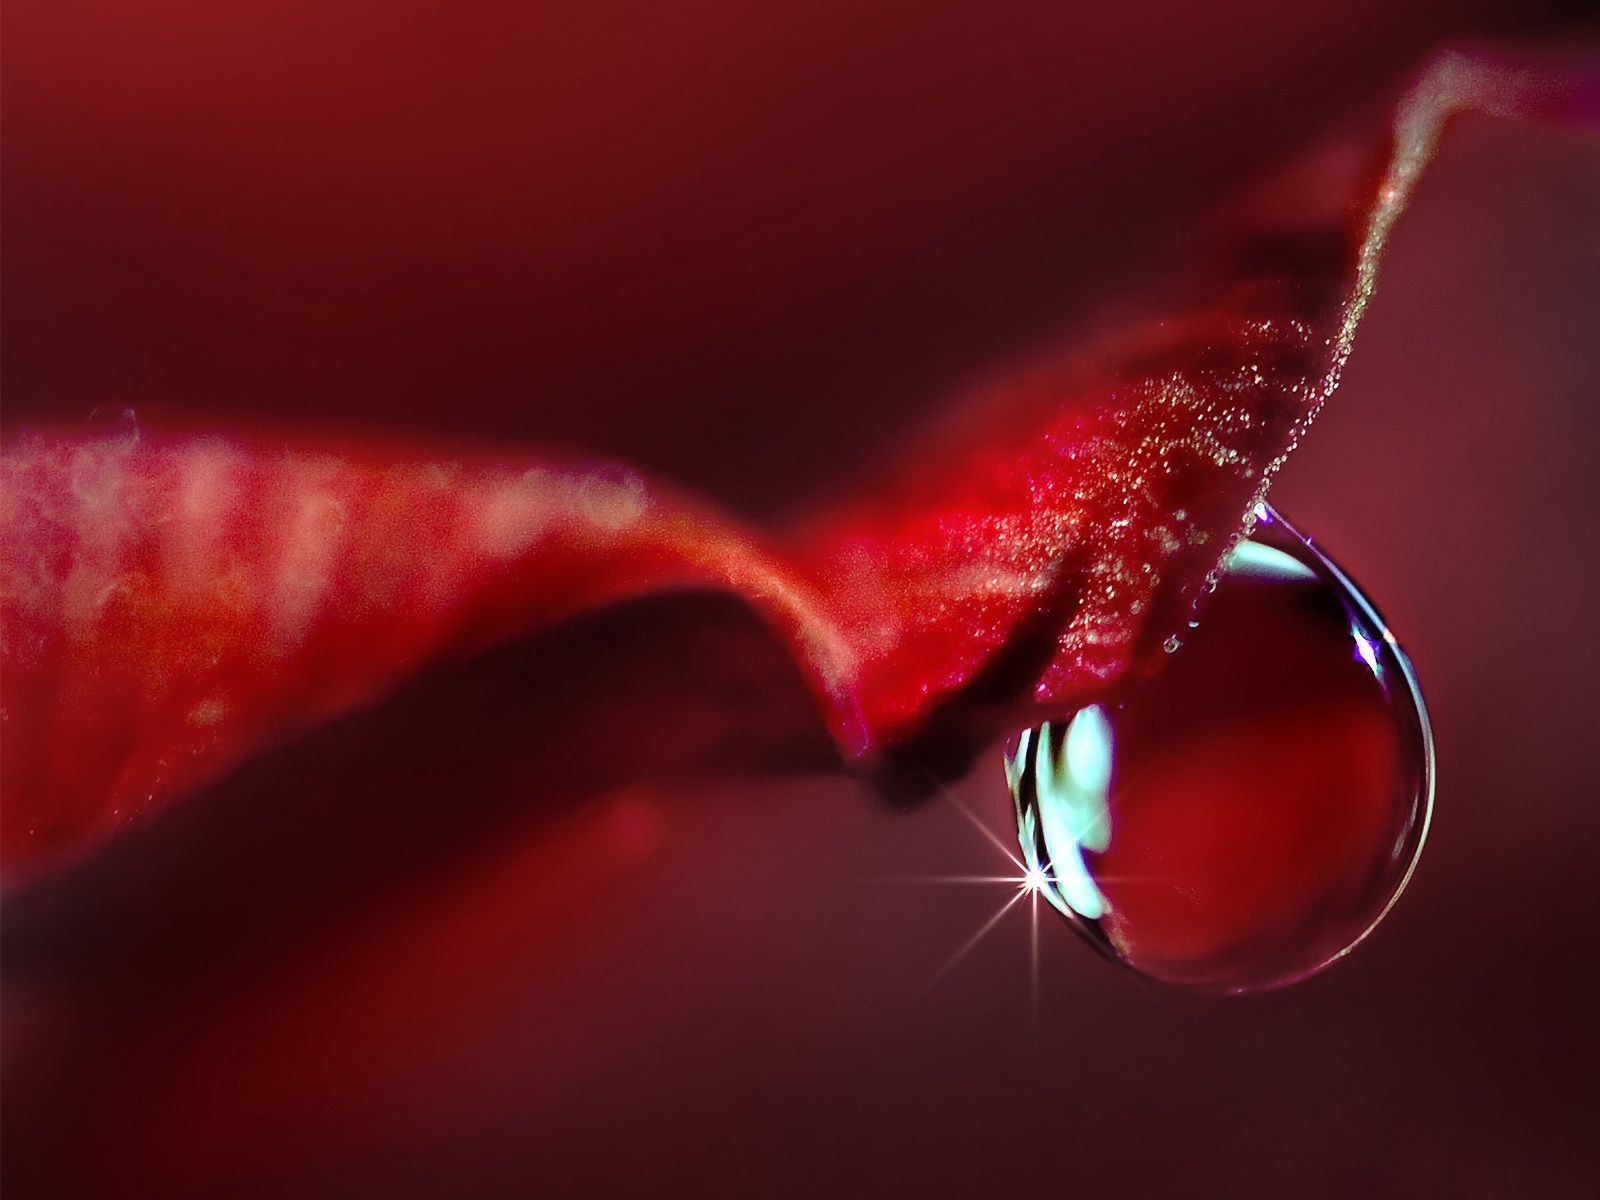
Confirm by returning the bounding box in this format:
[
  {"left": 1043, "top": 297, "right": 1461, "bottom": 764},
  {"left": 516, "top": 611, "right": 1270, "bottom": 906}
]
[
  {"left": 798, "top": 51, "right": 1600, "bottom": 743},
  {"left": 1, "top": 438, "right": 857, "bottom": 867}
]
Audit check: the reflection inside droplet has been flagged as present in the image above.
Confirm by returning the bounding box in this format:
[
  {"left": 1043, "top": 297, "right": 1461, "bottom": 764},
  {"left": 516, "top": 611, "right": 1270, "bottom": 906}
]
[{"left": 1009, "top": 506, "right": 1433, "bottom": 993}]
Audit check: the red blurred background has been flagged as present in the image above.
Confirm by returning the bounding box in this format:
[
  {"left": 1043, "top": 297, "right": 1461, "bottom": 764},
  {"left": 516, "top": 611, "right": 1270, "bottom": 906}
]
[{"left": 4, "top": 2, "right": 1597, "bottom": 1196}]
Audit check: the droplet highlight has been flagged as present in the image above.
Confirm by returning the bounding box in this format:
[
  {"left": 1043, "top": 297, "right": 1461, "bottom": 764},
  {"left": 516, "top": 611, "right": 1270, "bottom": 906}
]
[{"left": 1009, "top": 506, "right": 1433, "bottom": 993}]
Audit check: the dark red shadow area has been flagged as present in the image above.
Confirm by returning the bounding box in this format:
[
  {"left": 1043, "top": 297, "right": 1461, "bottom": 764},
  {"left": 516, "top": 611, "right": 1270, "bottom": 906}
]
[{"left": 4, "top": 592, "right": 841, "bottom": 1195}]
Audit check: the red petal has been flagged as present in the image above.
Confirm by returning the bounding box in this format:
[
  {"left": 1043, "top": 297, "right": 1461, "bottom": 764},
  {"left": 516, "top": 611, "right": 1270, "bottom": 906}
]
[
  {"left": 3, "top": 52, "right": 1593, "bottom": 876},
  {"left": 2, "top": 435, "right": 861, "bottom": 868},
  {"left": 798, "top": 51, "right": 1600, "bottom": 750}
]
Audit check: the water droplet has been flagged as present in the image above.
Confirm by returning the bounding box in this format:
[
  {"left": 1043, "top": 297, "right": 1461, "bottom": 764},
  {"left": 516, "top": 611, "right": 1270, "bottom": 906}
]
[{"left": 1008, "top": 506, "right": 1432, "bottom": 993}]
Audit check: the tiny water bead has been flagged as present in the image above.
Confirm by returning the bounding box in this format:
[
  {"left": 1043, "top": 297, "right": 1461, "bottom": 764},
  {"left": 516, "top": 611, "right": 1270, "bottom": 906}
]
[{"left": 1007, "top": 506, "right": 1433, "bottom": 993}]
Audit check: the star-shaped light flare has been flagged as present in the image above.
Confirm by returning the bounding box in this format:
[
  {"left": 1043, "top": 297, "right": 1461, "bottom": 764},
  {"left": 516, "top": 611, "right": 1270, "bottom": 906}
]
[{"left": 891, "top": 782, "right": 1051, "bottom": 1042}]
